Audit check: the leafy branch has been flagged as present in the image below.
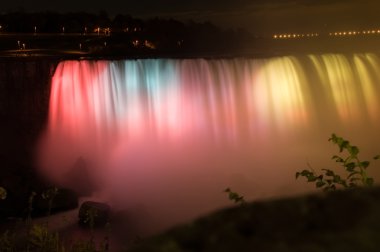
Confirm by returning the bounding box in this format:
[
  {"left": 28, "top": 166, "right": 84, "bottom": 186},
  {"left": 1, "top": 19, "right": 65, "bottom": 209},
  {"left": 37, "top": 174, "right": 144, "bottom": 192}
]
[
  {"left": 224, "top": 188, "right": 246, "bottom": 205},
  {"left": 296, "top": 133, "right": 379, "bottom": 192}
]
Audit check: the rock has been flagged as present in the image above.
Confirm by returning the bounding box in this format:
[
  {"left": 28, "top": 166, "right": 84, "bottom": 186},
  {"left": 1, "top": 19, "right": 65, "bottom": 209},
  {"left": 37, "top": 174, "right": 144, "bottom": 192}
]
[{"left": 78, "top": 201, "right": 111, "bottom": 227}]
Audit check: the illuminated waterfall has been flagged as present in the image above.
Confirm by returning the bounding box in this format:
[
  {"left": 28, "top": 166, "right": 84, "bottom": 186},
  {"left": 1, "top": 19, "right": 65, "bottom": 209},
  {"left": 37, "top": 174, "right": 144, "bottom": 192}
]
[{"left": 39, "top": 54, "right": 380, "bottom": 235}]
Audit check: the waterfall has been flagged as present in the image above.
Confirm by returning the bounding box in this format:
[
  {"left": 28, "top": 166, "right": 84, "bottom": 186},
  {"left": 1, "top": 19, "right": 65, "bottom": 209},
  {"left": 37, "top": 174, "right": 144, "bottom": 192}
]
[{"left": 38, "top": 54, "right": 380, "bottom": 235}]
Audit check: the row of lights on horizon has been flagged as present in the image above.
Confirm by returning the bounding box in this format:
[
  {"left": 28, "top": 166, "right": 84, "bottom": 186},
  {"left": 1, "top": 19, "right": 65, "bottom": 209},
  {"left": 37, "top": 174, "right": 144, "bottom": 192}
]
[
  {"left": 329, "top": 30, "right": 380, "bottom": 36},
  {"left": 273, "top": 29, "right": 380, "bottom": 39},
  {"left": 31, "top": 26, "right": 111, "bottom": 35},
  {"left": 273, "top": 33, "right": 319, "bottom": 39},
  {"left": 0, "top": 25, "right": 142, "bottom": 34},
  {"left": 12, "top": 39, "right": 156, "bottom": 51},
  {"left": 0, "top": 24, "right": 110, "bottom": 35}
]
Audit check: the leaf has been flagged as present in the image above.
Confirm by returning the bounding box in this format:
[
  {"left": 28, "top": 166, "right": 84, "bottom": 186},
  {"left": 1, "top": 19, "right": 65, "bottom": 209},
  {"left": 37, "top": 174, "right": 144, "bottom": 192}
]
[
  {"left": 348, "top": 146, "right": 359, "bottom": 157},
  {"left": 301, "top": 170, "right": 313, "bottom": 176},
  {"left": 345, "top": 162, "right": 356, "bottom": 172},
  {"left": 307, "top": 175, "right": 317, "bottom": 182},
  {"left": 316, "top": 181, "right": 326, "bottom": 188},
  {"left": 332, "top": 135, "right": 350, "bottom": 152},
  {"left": 332, "top": 155, "right": 344, "bottom": 163},
  {"left": 331, "top": 134, "right": 347, "bottom": 151},
  {"left": 322, "top": 169, "right": 335, "bottom": 176},
  {"left": 296, "top": 169, "right": 318, "bottom": 181},
  {"left": 329, "top": 133, "right": 338, "bottom": 143},
  {"left": 333, "top": 175, "right": 343, "bottom": 183},
  {"left": 374, "top": 155, "right": 380, "bottom": 160},
  {"left": 360, "top": 161, "right": 370, "bottom": 169},
  {"left": 340, "top": 140, "right": 350, "bottom": 152}
]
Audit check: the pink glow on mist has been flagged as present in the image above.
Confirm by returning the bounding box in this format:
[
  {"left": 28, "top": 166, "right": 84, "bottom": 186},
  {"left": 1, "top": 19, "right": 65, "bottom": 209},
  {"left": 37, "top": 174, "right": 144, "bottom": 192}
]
[{"left": 38, "top": 55, "right": 380, "bottom": 235}]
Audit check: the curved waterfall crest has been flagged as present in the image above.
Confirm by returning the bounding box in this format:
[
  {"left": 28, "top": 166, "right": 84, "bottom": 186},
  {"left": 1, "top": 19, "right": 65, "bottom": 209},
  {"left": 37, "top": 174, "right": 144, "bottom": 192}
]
[{"left": 38, "top": 54, "right": 380, "bottom": 235}]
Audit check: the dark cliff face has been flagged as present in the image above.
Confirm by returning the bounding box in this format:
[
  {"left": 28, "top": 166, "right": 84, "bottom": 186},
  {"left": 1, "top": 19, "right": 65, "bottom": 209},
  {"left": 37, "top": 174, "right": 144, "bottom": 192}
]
[
  {"left": 0, "top": 59, "right": 56, "bottom": 117},
  {"left": 0, "top": 59, "right": 58, "bottom": 212}
]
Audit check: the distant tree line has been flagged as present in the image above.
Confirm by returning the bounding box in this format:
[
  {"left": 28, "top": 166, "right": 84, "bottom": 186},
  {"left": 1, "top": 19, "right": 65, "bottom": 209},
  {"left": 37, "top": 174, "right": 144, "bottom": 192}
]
[
  {"left": 0, "top": 11, "right": 253, "bottom": 54},
  {"left": 0, "top": 11, "right": 125, "bottom": 33}
]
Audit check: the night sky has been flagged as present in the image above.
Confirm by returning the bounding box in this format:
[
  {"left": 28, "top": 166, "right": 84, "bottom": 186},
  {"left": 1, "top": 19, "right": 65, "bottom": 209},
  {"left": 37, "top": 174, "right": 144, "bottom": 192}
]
[{"left": 1, "top": 0, "right": 380, "bottom": 35}]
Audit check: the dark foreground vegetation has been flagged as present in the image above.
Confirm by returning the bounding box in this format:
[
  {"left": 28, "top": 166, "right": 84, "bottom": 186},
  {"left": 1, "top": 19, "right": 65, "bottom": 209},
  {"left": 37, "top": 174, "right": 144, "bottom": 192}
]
[
  {"left": 129, "top": 187, "right": 380, "bottom": 252},
  {"left": 2, "top": 184, "right": 380, "bottom": 251}
]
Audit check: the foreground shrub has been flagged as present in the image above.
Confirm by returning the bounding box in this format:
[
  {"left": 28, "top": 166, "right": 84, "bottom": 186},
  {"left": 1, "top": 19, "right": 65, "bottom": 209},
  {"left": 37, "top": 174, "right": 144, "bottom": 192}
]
[{"left": 296, "top": 133, "right": 379, "bottom": 191}]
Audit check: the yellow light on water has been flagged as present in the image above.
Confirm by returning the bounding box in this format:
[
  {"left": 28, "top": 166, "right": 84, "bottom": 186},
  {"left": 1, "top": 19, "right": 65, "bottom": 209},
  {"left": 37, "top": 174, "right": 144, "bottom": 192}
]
[
  {"left": 353, "top": 54, "right": 380, "bottom": 120},
  {"left": 253, "top": 57, "right": 309, "bottom": 127}
]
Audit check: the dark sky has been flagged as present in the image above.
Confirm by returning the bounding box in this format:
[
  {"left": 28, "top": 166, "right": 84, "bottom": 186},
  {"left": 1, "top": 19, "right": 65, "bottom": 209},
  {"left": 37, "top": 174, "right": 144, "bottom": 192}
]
[{"left": 1, "top": 0, "right": 380, "bottom": 35}]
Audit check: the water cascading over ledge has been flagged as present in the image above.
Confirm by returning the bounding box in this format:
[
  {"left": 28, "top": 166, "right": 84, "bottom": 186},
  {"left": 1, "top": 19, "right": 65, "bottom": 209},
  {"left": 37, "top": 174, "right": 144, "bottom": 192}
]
[{"left": 38, "top": 54, "right": 380, "bottom": 235}]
